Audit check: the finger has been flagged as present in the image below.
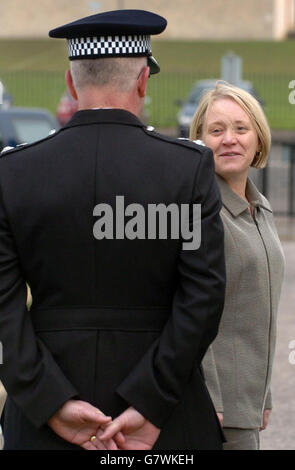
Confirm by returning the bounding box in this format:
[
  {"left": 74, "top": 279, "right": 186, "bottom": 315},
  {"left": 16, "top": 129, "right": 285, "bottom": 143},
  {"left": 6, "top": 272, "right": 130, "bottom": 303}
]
[
  {"left": 94, "top": 409, "right": 112, "bottom": 421},
  {"left": 77, "top": 402, "right": 112, "bottom": 425},
  {"left": 99, "top": 419, "right": 123, "bottom": 440},
  {"left": 85, "top": 411, "right": 112, "bottom": 426},
  {"left": 114, "top": 432, "right": 126, "bottom": 448},
  {"left": 104, "top": 438, "right": 119, "bottom": 450},
  {"left": 86, "top": 435, "right": 108, "bottom": 451},
  {"left": 93, "top": 440, "right": 109, "bottom": 450},
  {"left": 82, "top": 439, "right": 106, "bottom": 451},
  {"left": 96, "top": 414, "right": 112, "bottom": 425},
  {"left": 96, "top": 428, "right": 118, "bottom": 450}
]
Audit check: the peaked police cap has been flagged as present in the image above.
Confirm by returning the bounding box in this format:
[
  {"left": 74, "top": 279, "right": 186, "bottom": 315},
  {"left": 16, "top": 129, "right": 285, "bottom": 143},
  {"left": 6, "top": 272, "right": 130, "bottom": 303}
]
[{"left": 49, "top": 9, "right": 167, "bottom": 74}]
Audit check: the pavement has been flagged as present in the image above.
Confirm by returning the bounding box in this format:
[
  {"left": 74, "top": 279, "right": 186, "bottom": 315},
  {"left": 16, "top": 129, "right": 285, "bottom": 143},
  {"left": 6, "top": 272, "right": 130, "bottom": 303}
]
[{"left": 259, "top": 218, "right": 295, "bottom": 450}]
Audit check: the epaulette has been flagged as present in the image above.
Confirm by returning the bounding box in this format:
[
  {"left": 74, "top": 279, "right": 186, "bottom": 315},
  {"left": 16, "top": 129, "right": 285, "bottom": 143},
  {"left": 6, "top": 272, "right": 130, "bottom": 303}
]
[
  {"left": 0, "top": 143, "right": 28, "bottom": 156},
  {"left": 0, "top": 129, "right": 59, "bottom": 158},
  {"left": 142, "top": 126, "right": 208, "bottom": 153}
]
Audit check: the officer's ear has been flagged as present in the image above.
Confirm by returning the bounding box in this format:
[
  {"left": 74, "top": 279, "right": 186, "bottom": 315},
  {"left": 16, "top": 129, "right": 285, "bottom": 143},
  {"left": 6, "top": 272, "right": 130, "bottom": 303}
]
[
  {"left": 137, "top": 66, "right": 150, "bottom": 98},
  {"left": 65, "top": 69, "right": 78, "bottom": 101}
]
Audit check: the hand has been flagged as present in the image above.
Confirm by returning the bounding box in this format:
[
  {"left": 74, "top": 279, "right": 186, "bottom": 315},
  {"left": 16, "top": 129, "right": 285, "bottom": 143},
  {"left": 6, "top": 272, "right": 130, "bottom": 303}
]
[
  {"left": 217, "top": 412, "right": 223, "bottom": 427},
  {"left": 99, "top": 406, "right": 161, "bottom": 450},
  {"left": 260, "top": 409, "right": 271, "bottom": 431},
  {"left": 48, "top": 399, "right": 118, "bottom": 450}
]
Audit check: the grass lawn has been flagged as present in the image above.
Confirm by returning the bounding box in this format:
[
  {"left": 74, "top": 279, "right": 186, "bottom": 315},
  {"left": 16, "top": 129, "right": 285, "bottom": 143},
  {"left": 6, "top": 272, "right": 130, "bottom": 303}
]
[{"left": 0, "top": 39, "right": 294, "bottom": 129}]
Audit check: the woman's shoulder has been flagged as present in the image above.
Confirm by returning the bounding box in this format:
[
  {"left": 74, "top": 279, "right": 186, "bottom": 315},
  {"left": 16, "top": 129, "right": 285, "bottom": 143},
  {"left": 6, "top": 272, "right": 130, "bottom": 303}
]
[{"left": 248, "top": 178, "right": 272, "bottom": 211}]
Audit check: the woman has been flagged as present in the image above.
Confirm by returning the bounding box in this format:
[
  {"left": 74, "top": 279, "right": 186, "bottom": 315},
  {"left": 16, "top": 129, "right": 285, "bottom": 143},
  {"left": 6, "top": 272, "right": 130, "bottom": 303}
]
[{"left": 190, "top": 82, "right": 285, "bottom": 450}]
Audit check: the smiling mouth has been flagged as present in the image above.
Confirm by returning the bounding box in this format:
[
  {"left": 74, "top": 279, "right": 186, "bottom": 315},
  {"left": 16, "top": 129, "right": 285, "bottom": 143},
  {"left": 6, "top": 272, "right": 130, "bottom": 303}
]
[{"left": 219, "top": 153, "right": 240, "bottom": 157}]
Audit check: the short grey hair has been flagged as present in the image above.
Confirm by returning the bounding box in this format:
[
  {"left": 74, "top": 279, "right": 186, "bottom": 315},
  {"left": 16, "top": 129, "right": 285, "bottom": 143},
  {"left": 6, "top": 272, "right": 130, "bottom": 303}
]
[{"left": 70, "top": 56, "right": 147, "bottom": 93}]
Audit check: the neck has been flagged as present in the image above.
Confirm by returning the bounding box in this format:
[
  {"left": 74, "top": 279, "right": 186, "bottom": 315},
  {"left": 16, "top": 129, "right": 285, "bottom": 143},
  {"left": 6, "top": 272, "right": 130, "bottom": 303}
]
[
  {"left": 77, "top": 86, "right": 142, "bottom": 117},
  {"left": 220, "top": 172, "right": 249, "bottom": 201}
]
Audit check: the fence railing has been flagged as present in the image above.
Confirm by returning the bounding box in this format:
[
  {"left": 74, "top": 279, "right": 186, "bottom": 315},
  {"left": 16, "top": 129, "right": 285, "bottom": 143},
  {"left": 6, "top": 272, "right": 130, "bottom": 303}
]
[
  {"left": 1, "top": 70, "right": 295, "bottom": 215},
  {"left": 0, "top": 70, "right": 294, "bottom": 130}
]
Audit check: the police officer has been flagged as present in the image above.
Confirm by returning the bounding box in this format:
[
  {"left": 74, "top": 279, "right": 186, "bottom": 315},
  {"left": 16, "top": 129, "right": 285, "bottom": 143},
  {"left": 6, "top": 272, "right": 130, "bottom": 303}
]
[{"left": 0, "top": 10, "right": 225, "bottom": 450}]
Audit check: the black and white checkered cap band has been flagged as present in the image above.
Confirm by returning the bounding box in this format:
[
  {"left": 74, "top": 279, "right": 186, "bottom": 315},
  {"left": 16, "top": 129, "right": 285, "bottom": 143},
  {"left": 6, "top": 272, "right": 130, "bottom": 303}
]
[{"left": 68, "top": 35, "right": 152, "bottom": 59}]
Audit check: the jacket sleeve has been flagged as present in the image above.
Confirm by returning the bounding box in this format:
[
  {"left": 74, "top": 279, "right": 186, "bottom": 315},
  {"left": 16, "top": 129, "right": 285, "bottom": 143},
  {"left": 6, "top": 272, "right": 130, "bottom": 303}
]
[
  {"left": 116, "top": 148, "right": 226, "bottom": 428},
  {"left": 264, "top": 388, "right": 272, "bottom": 410},
  {"left": 201, "top": 345, "right": 224, "bottom": 413},
  {"left": 0, "top": 182, "right": 78, "bottom": 429}
]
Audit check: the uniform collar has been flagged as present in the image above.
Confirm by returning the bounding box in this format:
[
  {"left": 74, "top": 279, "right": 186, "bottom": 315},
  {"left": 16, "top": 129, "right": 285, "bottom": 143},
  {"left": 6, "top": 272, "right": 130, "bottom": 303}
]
[
  {"left": 63, "top": 108, "right": 144, "bottom": 129},
  {"left": 216, "top": 174, "right": 272, "bottom": 217}
]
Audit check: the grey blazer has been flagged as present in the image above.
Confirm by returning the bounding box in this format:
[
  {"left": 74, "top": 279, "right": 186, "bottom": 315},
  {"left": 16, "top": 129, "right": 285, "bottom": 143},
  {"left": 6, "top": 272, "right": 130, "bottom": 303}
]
[{"left": 202, "top": 174, "right": 285, "bottom": 429}]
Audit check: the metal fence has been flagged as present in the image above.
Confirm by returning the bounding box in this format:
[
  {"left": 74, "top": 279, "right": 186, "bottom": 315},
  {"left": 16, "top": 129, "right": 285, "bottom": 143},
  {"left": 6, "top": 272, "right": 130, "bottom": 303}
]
[
  {"left": 0, "top": 70, "right": 66, "bottom": 114},
  {"left": 1, "top": 69, "right": 295, "bottom": 216},
  {"left": 250, "top": 140, "right": 295, "bottom": 216},
  {"left": 1, "top": 70, "right": 294, "bottom": 130}
]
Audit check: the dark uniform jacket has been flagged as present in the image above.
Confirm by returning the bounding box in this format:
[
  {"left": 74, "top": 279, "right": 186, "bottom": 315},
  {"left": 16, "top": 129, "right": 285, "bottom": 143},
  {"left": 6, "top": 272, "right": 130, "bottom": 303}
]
[{"left": 0, "top": 109, "right": 225, "bottom": 450}]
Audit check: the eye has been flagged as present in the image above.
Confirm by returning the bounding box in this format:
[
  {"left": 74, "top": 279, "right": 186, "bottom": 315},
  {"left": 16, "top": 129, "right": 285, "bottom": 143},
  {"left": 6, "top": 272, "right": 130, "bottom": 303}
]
[
  {"left": 211, "top": 128, "right": 222, "bottom": 134},
  {"left": 236, "top": 126, "right": 247, "bottom": 132}
]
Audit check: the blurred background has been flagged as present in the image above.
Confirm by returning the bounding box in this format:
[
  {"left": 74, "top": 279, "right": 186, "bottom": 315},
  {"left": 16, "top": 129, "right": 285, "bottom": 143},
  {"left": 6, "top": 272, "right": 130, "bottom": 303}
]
[
  {"left": 0, "top": 0, "right": 295, "bottom": 215},
  {"left": 0, "top": 0, "right": 294, "bottom": 450}
]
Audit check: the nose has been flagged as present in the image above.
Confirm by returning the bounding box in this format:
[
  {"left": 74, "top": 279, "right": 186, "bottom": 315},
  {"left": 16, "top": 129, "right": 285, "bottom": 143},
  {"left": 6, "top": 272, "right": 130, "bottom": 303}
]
[{"left": 222, "top": 128, "right": 237, "bottom": 145}]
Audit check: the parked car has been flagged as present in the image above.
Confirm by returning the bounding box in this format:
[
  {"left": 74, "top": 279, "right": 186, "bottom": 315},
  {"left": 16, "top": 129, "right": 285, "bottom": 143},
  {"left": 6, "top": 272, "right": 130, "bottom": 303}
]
[
  {"left": 176, "top": 79, "right": 263, "bottom": 137},
  {"left": 0, "top": 107, "right": 60, "bottom": 152},
  {"left": 0, "top": 78, "right": 13, "bottom": 109}
]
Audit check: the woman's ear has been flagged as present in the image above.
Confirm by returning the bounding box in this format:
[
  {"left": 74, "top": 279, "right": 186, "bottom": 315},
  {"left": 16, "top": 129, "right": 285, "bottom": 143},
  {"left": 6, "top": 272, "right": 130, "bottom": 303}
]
[{"left": 65, "top": 69, "right": 78, "bottom": 100}]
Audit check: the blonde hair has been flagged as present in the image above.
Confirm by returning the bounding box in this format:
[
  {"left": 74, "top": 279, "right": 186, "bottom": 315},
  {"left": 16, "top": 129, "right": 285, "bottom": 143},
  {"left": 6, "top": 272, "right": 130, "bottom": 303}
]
[{"left": 189, "top": 81, "right": 271, "bottom": 168}]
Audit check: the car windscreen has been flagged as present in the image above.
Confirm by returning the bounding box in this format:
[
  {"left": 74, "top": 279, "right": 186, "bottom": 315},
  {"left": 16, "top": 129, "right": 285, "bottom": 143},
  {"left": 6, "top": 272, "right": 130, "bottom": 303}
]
[
  {"left": 188, "top": 86, "right": 213, "bottom": 103},
  {"left": 0, "top": 127, "right": 3, "bottom": 150},
  {"left": 10, "top": 116, "right": 54, "bottom": 144}
]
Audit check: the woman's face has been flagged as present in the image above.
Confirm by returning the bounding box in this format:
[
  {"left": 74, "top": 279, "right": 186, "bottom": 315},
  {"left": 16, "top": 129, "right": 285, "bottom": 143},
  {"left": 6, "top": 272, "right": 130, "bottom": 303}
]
[{"left": 202, "top": 97, "right": 260, "bottom": 179}]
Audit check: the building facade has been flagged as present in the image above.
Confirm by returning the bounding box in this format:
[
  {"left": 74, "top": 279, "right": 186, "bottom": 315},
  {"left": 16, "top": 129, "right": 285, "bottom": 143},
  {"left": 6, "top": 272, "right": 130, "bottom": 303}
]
[{"left": 0, "top": 0, "right": 294, "bottom": 39}]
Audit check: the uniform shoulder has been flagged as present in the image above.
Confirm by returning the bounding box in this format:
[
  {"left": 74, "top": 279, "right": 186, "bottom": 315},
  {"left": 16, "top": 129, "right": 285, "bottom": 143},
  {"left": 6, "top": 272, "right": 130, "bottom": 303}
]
[
  {"left": 0, "top": 129, "right": 60, "bottom": 159},
  {"left": 142, "top": 127, "right": 209, "bottom": 154}
]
